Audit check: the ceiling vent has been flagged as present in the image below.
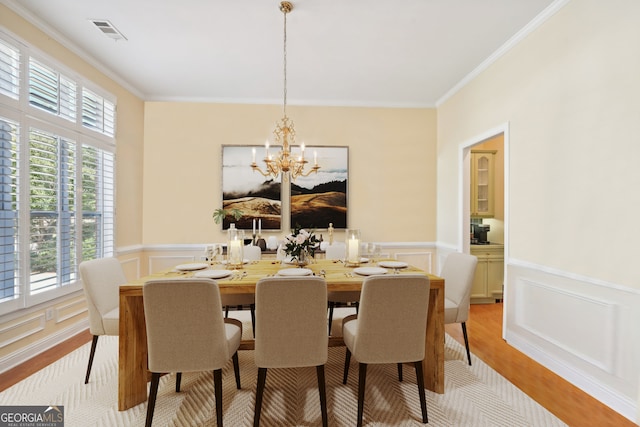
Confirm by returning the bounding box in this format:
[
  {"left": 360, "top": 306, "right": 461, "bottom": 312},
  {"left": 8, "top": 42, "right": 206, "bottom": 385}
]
[{"left": 90, "top": 20, "right": 127, "bottom": 41}]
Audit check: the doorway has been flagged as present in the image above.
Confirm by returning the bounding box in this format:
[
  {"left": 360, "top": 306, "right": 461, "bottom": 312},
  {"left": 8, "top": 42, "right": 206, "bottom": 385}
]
[{"left": 459, "top": 123, "right": 509, "bottom": 337}]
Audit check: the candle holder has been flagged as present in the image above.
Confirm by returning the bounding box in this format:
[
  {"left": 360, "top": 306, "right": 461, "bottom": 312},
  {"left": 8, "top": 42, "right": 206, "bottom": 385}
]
[
  {"left": 227, "top": 224, "right": 245, "bottom": 269},
  {"left": 345, "top": 229, "right": 361, "bottom": 267},
  {"left": 256, "top": 235, "right": 267, "bottom": 251}
]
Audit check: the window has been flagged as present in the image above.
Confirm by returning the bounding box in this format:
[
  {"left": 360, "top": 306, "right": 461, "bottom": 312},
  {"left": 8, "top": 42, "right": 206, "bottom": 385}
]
[{"left": 0, "top": 29, "right": 116, "bottom": 313}]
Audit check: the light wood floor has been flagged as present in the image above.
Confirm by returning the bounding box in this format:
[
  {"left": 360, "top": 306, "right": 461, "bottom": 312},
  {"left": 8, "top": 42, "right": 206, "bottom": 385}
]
[{"left": 0, "top": 303, "right": 635, "bottom": 426}]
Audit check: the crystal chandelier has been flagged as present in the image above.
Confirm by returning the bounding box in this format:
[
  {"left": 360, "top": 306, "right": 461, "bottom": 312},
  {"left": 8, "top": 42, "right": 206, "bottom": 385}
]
[{"left": 251, "top": 1, "right": 320, "bottom": 181}]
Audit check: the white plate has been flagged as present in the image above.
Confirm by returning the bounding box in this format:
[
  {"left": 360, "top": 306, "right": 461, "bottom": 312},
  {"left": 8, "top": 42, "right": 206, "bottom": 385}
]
[
  {"left": 193, "top": 270, "right": 233, "bottom": 279},
  {"left": 378, "top": 261, "right": 409, "bottom": 269},
  {"left": 221, "top": 259, "right": 250, "bottom": 265},
  {"left": 353, "top": 267, "right": 388, "bottom": 276},
  {"left": 360, "top": 257, "right": 369, "bottom": 263},
  {"left": 174, "top": 263, "right": 208, "bottom": 271},
  {"left": 277, "top": 268, "right": 313, "bottom": 276}
]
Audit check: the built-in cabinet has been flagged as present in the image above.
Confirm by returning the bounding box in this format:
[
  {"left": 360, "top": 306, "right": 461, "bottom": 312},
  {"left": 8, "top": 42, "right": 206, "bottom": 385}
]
[
  {"left": 470, "top": 244, "right": 504, "bottom": 303},
  {"left": 470, "top": 150, "right": 496, "bottom": 218}
]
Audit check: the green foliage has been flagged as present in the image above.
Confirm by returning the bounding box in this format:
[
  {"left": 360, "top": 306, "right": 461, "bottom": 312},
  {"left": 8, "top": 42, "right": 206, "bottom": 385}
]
[{"left": 212, "top": 208, "right": 243, "bottom": 224}]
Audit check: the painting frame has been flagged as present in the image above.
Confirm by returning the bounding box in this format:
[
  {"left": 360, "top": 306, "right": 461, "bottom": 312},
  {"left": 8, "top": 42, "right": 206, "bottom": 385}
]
[
  {"left": 289, "top": 146, "right": 348, "bottom": 230},
  {"left": 221, "top": 145, "right": 282, "bottom": 231}
]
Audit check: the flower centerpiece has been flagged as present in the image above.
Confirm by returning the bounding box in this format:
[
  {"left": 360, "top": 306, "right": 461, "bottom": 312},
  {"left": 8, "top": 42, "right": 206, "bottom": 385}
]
[{"left": 284, "top": 225, "right": 320, "bottom": 266}]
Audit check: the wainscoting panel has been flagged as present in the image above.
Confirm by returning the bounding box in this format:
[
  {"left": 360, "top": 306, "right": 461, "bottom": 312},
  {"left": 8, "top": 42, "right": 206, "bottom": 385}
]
[
  {"left": 394, "top": 252, "right": 433, "bottom": 273},
  {"left": 119, "top": 257, "right": 141, "bottom": 281},
  {"left": 148, "top": 255, "right": 199, "bottom": 275},
  {"left": 0, "top": 315, "right": 45, "bottom": 349},
  {"left": 505, "top": 261, "right": 640, "bottom": 421}
]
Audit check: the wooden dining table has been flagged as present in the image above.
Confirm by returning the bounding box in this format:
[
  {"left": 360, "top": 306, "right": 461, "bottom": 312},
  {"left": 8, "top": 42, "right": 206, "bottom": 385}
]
[{"left": 118, "top": 258, "right": 445, "bottom": 411}]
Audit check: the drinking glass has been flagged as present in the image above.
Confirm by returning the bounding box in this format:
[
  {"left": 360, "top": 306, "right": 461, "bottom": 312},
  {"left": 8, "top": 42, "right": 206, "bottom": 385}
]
[{"left": 366, "top": 242, "right": 380, "bottom": 262}]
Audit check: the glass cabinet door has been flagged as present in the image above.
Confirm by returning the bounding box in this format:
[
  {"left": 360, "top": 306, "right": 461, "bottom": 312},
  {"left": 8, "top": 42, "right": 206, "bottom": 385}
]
[{"left": 470, "top": 150, "right": 496, "bottom": 218}]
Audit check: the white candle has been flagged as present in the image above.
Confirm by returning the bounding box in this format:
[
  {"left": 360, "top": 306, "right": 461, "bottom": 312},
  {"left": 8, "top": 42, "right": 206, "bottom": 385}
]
[
  {"left": 314, "top": 151, "right": 317, "bottom": 165},
  {"left": 347, "top": 238, "right": 359, "bottom": 263},
  {"left": 301, "top": 143, "right": 305, "bottom": 160},
  {"left": 258, "top": 219, "right": 262, "bottom": 235},
  {"left": 265, "top": 140, "right": 269, "bottom": 156},
  {"left": 252, "top": 148, "right": 256, "bottom": 163},
  {"left": 252, "top": 219, "right": 256, "bottom": 235},
  {"left": 229, "top": 239, "right": 242, "bottom": 265}
]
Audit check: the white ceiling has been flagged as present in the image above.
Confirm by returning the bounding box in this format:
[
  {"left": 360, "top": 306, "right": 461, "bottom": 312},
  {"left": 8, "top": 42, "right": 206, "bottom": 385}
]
[{"left": 4, "top": 0, "right": 560, "bottom": 107}]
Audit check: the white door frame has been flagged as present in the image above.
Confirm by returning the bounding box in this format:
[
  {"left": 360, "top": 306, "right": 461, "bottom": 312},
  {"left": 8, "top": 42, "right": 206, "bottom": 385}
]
[{"left": 458, "top": 122, "right": 510, "bottom": 338}]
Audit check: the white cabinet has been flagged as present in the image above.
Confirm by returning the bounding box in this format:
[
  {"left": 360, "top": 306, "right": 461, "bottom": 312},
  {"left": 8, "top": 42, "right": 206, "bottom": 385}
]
[
  {"left": 470, "top": 150, "right": 496, "bottom": 218},
  {"left": 470, "top": 245, "right": 504, "bottom": 303}
]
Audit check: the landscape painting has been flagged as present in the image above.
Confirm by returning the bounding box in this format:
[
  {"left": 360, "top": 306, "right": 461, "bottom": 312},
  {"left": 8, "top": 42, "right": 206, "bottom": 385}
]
[
  {"left": 221, "top": 145, "right": 282, "bottom": 230},
  {"left": 290, "top": 146, "right": 348, "bottom": 229}
]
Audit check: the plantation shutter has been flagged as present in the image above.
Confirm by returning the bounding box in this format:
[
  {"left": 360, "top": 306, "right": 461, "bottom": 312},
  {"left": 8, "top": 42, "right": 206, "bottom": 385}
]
[
  {"left": 29, "top": 128, "right": 76, "bottom": 293},
  {"left": 82, "top": 88, "right": 115, "bottom": 137},
  {"left": 81, "top": 145, "right": 114, "bottom": 260},
  {"left": 29, "top": 58, "right": 77, "bottom": 122},
  {"left": 0, "top": 117, "right": 19, "bottom": 300},
  {"left": 0, "top": 39, "right": 20, "bottom": 100}
]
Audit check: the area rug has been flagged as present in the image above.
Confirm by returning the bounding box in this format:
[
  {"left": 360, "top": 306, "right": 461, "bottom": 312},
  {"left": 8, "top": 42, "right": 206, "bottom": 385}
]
[{"left": 0, "top": 314, "right": 566, "bottom": 426}]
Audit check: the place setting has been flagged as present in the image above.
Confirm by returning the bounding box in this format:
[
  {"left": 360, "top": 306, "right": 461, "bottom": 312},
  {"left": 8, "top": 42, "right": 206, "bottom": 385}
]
[{"left": 377, "top": 260, "right": 409, "bottom": 274}]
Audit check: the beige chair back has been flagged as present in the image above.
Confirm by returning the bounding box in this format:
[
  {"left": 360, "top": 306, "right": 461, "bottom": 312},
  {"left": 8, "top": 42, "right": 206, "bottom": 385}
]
[
  {"left": 441, "top": 252, "right": 478, "bottom": 323},
  {"left": 244, "top": 245, "right": 262, "bottom": 261},
  {"left": 79, "top": 257, "right": 125, "bottom": 336},
  {"left": 346, "top": 274, "right": 430, "bottom": 364},
  {"left": 143, "top": 278, "right": 237, "bottom": 373},
  {"left": 254, "top": 277, "right": 328, "bottom": 368},
  {"left": 324, "top": 243, "right": 346, "bottom": 260}
]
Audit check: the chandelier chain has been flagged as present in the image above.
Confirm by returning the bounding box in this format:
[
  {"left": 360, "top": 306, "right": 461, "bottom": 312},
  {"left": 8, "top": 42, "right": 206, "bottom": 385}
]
[{"left": 283, "top": 6, "right": 287, "bottom": 117}]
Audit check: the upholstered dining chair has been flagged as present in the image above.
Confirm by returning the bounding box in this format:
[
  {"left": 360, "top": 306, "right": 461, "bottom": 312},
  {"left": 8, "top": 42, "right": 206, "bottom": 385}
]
[
  {"left": 222, "top": 244, "right": 261, "bottom": 337},
  {"left": 143, "top": 278, "right": 242, "bottom": 427},
  {"left": 325, "top": 243, "right": 360, "bottom": 335},
  {"left": 78, "top": 257, "right": 125, "bottom": 384},
  {"left": 253, "top": 276, "right": 328, "bottom": 427},
  {"left": 342, "top": 274, "right": 430, "bottom": 426},
  {"left": 441, "top": 252, "right": 478, "bottom": 365}
]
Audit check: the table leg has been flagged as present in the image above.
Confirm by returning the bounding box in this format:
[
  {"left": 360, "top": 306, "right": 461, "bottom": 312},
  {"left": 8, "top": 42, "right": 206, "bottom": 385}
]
[
  {"left": 423, "top": 284, "right": 445, "bottom": 393},
  {"left": 118, "top": 292, "right": 148, "bottom": 411}
]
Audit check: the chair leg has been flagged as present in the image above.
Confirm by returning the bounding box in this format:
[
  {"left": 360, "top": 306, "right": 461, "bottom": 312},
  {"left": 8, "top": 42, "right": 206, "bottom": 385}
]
[
  {"left": 355, "top": 301, "right": 359, "bottom": 314},
  {"left": 213, "top": 369, "right": 223, "bottom": 427},
  {"left": 397, "top": 363, "right": 403, "bottom": 382},
  {"left": 145, "top": 372, "right": 161, "bottom": 427},
  {"left": 328, "top": 302, "right": 335, "bottom": 335},
  {"left": 357, "top": 363, "right": 367, "bottom": 427},
  {"left": 232, "top": 351, "right": 241, "bottom": 389},
  {"left": 461, "top": 322, "right": 472, "bottom": 365},
  {"left": 224, "top": 306, "right": 229, "bottom": 318},
  {"left": 342, "top": 348, "right": 352, "bottom": 384},
  {"left": 250, "top": 304, "right": 256, "bottom": 337},
  {"left": 254, "top": 367, "right": 268, "bottom": 427},
  {"left": 316, "top": 365, "right": 328, "bottom": 427},
  {"left": 414, "top": 361, "right": 429, "bottom": 423},
  {"left": 176, "top": 372, "right": 182, "bottom": 392},
  {"left": 84, "top": 335, "right": 99, "bottom": 384}
]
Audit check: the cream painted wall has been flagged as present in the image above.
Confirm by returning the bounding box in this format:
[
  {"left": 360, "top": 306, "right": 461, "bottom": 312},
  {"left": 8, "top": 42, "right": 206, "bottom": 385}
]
[
  {"left": 438, "top": 0, "right": 640, "bottom": 288},
  {"left": 437, "top": 0, "right": 640, "bottom": 418},
  {"left": 143, "top": 103, "right": 437, "bottom": 245}
]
